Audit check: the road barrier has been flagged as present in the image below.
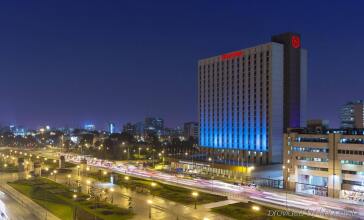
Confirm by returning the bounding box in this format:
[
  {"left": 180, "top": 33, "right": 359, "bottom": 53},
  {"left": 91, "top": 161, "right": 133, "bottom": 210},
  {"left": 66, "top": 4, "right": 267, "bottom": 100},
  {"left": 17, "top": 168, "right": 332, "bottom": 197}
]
[{"left": 0, "top": 183, "right": 61, "bottom": 220}]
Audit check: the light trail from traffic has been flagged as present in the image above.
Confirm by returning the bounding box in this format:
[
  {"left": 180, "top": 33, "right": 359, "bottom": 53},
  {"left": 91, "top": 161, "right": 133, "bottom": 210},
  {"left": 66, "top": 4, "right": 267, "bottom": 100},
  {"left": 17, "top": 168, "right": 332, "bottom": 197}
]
[{"left": 59, "top": 153, "right": 364, "bottom": 219}]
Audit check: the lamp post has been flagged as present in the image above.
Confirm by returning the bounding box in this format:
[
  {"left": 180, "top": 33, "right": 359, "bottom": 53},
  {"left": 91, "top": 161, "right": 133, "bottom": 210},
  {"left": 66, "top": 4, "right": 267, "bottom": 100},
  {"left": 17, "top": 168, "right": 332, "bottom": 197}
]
[
  {"left": 86, "top": 180, "right": 91, "bottom": 194},
  {"left": 147, "top": 200, "right": 152, "bottom": 219},
  {"left": 67, "top": 174, "right": 71, "bottom": 186},
  {"left": 208, "top": 157, "right": 214, "bottom": 191},
  {"left": 86, "top": 166, "right": 90, "bottom": 176},
  {"left": 192, "top": 192, "right": 199, "bottom": 209},
  {"left": 282, "top": 165, "right": 288, "bottom": 208},
  {"left": 77, "top": 165, "right": 80, "bottom": 176},
  {"left": 73, "top": 192, "right": 78, "bottom": 219},
  {"left": 54, "top": 170, "right": 58, "bottom": 181},
  {"left": 110, "top": 188, "right": 114, "bottom": 204},
  {"left": 151, "top": 182, "right": 157, "bottom": 197}
]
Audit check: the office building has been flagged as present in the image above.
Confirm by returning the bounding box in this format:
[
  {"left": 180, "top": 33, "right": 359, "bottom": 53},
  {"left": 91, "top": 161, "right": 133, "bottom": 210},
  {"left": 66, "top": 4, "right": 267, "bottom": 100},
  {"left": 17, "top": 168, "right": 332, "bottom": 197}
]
[
  {"left": 283, "top": 128, "right": 364, "bottom": 202},
  {"left": 84, "top": 123, "right": 96, "bottom": 131},
  {"left": 144, "top": 117, "right": 164, "bottom": 136},
  {"left": 123, "top": 122, "right": 136, "bottom": 135},
  {"left": 184, "top": 122, "right": 199, "bottom": 140},
  {"left": 340, "top": 100, "right": 364, "bottom": 129},
  {"left": 198, "top": 32, "right": 307, "bottom": 165},
  {"left": 108, "top": 122, "right": 116, "bottom": 134},
  {"left": 134, "top": 121, "right": 145, "bottom": 136}
]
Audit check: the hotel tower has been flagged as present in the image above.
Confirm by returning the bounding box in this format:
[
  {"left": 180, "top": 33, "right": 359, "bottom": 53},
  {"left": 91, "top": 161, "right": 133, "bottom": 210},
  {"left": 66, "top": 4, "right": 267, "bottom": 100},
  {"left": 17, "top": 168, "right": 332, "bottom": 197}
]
[{"left": 198, "top": 32, "right": 307, "bottom": 165}]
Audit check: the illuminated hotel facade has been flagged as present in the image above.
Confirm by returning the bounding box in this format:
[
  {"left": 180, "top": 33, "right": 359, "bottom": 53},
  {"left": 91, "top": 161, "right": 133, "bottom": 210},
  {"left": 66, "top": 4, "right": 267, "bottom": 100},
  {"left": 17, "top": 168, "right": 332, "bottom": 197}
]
[{"left": 198, "top": 32, "right": 307, "bottom": 166}]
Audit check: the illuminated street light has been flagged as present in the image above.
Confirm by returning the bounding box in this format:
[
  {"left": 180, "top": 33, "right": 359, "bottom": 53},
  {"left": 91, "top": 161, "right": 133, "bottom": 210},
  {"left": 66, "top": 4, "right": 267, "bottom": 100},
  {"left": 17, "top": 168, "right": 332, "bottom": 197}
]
[
  {"left": 67, "top": 174, "right": 71, "bottom": 185},
  {"left": 150, "top": 182, "right": 157, "bottom": 197},
  {"left": 192, "top": 191, "right": 199, "bottom": 209},
  {"left": 110, "top": 188, "right": 114, "bottom": 204},
  {"left": 147, "top": 200, "right": 153, "bottom": 219},
  {"left": 124, "top": 176, "right": 130, "bottom": 181},
  {"left": 252, "top": 205, "right": 260, "bottom": 211},
  {"left": 86, "top": 180, "right": 91, "bottom": 194}
]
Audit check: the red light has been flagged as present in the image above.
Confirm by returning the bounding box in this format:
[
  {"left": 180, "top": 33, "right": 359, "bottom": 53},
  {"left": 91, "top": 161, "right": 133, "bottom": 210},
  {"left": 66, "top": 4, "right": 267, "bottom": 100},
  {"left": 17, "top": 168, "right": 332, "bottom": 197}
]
[
  {"left": 291, "top": 36, "right": 300, "bottom": 49},
  {"left": 220, "top": 51, "right": 243, "bottom": 60}
]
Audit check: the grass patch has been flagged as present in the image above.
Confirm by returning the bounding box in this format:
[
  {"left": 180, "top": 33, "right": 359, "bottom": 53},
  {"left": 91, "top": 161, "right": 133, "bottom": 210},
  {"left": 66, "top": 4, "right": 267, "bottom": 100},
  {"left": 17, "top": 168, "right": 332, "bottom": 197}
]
[
  {"left": 9, "top": 177, "right": 133, "bottom": 220},
  {"left": 88, "top": 171, "right": 226, "bottom": 205},
  {"left": 211, "top": 201, "right": 323, "bottom": 220}
]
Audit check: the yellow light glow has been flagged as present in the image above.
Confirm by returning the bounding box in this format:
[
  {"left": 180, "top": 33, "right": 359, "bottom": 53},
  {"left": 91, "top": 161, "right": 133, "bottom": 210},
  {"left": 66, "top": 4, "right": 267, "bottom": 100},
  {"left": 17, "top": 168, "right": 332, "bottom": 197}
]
[{"left": 252, "top": 205, "right": 260, "bottom": 211}]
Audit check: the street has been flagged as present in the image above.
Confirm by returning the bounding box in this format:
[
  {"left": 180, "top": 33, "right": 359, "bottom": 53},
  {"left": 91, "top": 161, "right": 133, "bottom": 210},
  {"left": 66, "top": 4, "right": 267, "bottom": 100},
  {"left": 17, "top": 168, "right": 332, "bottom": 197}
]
[
  {"left": 0, "top": 173, "right": 38, "bottom": 220},
  {"left": 60, "top": 152, "right": 364, "bottom": 220}
]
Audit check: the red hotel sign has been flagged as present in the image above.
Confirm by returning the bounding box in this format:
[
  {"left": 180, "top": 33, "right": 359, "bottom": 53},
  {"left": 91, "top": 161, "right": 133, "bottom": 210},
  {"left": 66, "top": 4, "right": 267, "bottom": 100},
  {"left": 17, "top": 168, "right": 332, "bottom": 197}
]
[
  {"left": 291, "top": 35, "right": 300, "bottom": 49},
  {"left": 220, "top": 51, "right": 243, "bottom": 60}
]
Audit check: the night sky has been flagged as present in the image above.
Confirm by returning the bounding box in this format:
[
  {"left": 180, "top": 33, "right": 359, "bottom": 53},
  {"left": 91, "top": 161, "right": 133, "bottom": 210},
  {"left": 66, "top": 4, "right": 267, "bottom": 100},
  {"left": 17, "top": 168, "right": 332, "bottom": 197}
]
[{"left": 0, "top": 0, "right": 363, "bottom": 129}]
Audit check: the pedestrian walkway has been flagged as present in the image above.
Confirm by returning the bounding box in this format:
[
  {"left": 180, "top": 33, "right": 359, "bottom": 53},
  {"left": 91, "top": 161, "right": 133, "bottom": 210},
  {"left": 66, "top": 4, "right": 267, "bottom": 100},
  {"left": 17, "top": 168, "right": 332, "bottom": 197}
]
[
  {"left": 204, "top": 200, "right": 240, "bottom": 209},
  {"left": 53, "top": 168, "right": 233, "bottom": 220}
]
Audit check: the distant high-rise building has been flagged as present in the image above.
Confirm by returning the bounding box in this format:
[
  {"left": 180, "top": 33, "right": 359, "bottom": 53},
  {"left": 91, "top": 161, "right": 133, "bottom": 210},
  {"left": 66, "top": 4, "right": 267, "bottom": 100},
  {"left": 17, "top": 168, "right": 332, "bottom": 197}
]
[
  {"left": 9, "top": 125, "right": 26, "bottom": 137},
  {"left": 198, "top": 32, "right": 307, "bottom": 164},
  {"left": 134, "top": 122, "right": 145, "bottom": 136},
  {"left": 340, "top": 100, "right": 364, "bottom": 129},
  {"left": 84, "top": 123, "right": 96, "bottom": 131},
  {"left": 183, "top": 122, "right": 199, "bottom": 140},
  {"left": 123, "top": 122, "right": 136, "bottom": 135},
  {"left": 108, "top": 122, "right": 116, "bottom": 134},
  {"left": 144, "top": 117, "right": 164, "bottom": 136}
]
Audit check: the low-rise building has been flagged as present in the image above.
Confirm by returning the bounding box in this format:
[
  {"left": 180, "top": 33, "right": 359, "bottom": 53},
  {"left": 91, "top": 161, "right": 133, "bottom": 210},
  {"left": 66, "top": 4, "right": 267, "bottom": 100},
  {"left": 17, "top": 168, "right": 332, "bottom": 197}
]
[{"left": 283, "top": 128, "right": 364, "bottom": 202}]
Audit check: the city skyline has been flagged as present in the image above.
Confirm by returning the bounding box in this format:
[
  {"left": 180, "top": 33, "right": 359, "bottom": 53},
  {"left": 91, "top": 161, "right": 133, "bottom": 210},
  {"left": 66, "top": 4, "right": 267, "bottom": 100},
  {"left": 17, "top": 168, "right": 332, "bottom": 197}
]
[{"left": 1, "top": 1, "right": 364, "bottom": 128}]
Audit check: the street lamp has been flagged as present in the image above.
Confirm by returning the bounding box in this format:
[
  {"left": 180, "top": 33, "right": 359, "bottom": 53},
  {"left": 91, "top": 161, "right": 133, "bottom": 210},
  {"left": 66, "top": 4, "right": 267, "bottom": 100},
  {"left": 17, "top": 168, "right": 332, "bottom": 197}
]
[
  {"left": 192, "top": 191, "right": 199, "bottom": 209},
  {"left": 67, "top": 174, "right": 71, "bottom": 185},
  {"left": 86, "top": 180, "right": 91, "bottom": 194},
  {"left": 124, "top": 176, "right": 130, "bottom": 181},
  {"left": 151, "top": 182, "right": 157, "bottom": 197},
  {"left": 54, "top": 170, "right": 58, "bottom": 181},
  {"left": 110, "top": 188, "right": 114, "bottom": 204},
  {"left": 77, "top": 165, "right": 80, "bottom": 176},
  {"left": 147, "top": 200, "right": 153, "bottom": 219}
]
